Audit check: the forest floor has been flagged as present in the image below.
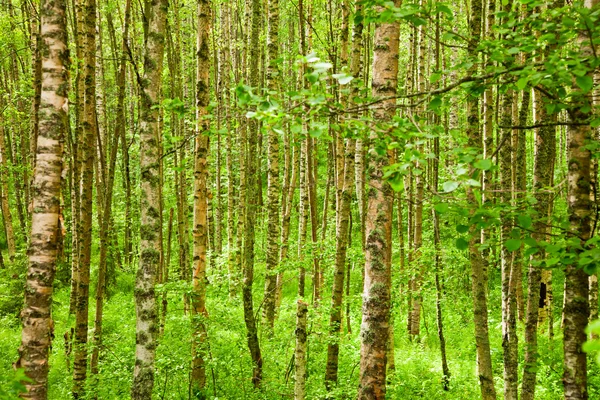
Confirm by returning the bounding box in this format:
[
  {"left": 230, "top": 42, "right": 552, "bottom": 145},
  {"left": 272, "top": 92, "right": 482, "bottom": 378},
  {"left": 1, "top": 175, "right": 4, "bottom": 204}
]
[{"left": 0, "top": 251, "right": 597, "bottom": 399}]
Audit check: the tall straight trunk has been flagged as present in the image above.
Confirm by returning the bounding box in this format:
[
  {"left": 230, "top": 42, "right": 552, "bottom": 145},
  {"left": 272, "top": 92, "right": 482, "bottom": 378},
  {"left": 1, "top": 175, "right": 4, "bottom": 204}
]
[
  {"left": 16, "top": 0, "right": 68, "bottom": 396},
  {"left": 514, "top": 68, "right": 530, "bottom": 325},
  {"left": 190, "top": 0, "right": 211, "bottom": 395},
  {"left": 28, "top": 0, "right": 42, "bottom": 209},
  {"left": 500, "top": 88, "right": 518, "bottom": 399},
  {"left": 297, "top": 0, "right": 309, "bottom": 298},
  {"left": 0, "top": 122, "right": 16, "bottom": 260},
  {"left": 131, "top": 0, "right": 168, "bottom": 396},
  {"left": 432, "top": 15, "right": 450, "bottom": 390},
  {"left": 73, "top": 0, "right": 97, "bottom": 394},
  {"left": 325, "top": 2, "right": 362, "bottom": 386},
  {"left": 242, "top": 0, "right": 263, "bottom": 387},
  {"left": 358, "top": 5, "right": 398, "bottom": 397},
  {"left": 563, "top": 113, "right": 591, "bottom": 400},
  {"left": 262, "top": 0, "right": 281, "bottom": 332},
  {"left": 325, "top": 138, "right": 356, "bottom": 389},
  {"left": 481, "top": 0, "right": 495, "bottom": 285},
  {"left": 161, "top": 207, "right": 173, "bottom": 335},
  {"left": 68, "top": 0, "right": 84, "bottom": 316},
  {"left": 408, "top": 19, "right": 426, "bottom": 339},
  {"left": 222, "top": 2, "right": 236, "bottom": 298},
  {"left": 466, "top": 0, "right": 496, "bottom": 397},
  {"left": 521, "top": 86, "right": 555, "bottom": 400},
  {"left": 276, "top": 130, "right": 298, "bottom": 311},
  {"left": 308, "top": 136, "right": 320, "bottom": 303},
  {"left": 90, "top": 0, "right": 130, "bottom": 388},
  {"left": 353, "top": 3, "right": 366, "bottom": 251},
  {"left": 562, "top": 2, "right": 596, "bottom": 399}
]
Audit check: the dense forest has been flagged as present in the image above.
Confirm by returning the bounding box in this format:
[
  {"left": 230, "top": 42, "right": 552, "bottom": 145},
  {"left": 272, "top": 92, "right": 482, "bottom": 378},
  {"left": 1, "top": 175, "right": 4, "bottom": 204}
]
[{"left": 1, "top": 0, "right": 600, "bottom": 398}]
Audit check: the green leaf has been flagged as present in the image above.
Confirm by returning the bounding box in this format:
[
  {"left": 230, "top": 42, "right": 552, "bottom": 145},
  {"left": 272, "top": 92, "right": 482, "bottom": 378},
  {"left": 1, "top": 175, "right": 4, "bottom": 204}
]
[
  {"left": 505, "top": 239, "right": 522, "bottom": 252},
  {"left": 518, "top": 214, "right": 532, "bottom": 229},
  {"left": 434, "top": 203, "right": 449, "bottom": 214},
  {"left": 313, "top": 62, "right": 333, "bottom": 71},
  {"left": 442, "top": 181, "right": 459, "bottom": 193},
  {"left": 516, "top": 77, "right": 529, "bottom": 91},
  {"left": 456, "top": 238, "right": 468, "bottom": 250},
  {"left": 456, "top": 224, "right": 469, "bottom": 234},
  {"left": 524, "top": 236, "right": 538, "bottom": 247},
  {"left": 576, "top": 75, "right": 593, "bottom": 93},
  {"left": 586, "top": 319, "right": 600, "bottom": 335},
  {"left": 332, "top": 73, "right": 354, "bottom": 85},
  {"left": 428, "top": 97, "right": 443, "bottom": 111},
  {"left": 388, "top": 172, "right": 404, "bottom": 192},
  {"left": 436, "top": 3, "right": 453, "bottom": 17},
  {"left": 474, "top": 159, "right": 492, "bottom": 170},
  {"left": 591, "top": 118, "right": 600, "bottom": 128}
]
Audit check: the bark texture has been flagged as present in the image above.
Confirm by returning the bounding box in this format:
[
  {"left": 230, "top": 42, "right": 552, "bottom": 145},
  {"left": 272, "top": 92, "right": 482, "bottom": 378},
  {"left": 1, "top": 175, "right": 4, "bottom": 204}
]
[
  {"left": 466, "top": 0, "right": 496, "bottom": 397},
  {"left": 358, "top": 6, "right": 398, "bottom": 398},
  {"left": 17, "top": 0, "right": 68, "bottom": 396},
  {"left": 242, "top": 0, "right": 263, "bottom": 387},
  {"left": 131, "top": 0, "right": 168, "bottom": 397},
  {"left": 191, "top": 0, "right": 211, "bottom": 395},
  {"left": 263, "top": 0, "right": 281, "bottom": 332}
]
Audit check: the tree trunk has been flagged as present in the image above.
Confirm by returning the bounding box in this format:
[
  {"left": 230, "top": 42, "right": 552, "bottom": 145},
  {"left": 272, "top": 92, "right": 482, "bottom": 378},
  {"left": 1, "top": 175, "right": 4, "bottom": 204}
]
[
  {"left": 191, "top": 0, "right": 211, "bottom": 395},
  {"left": 16, "top": 0, "right": 68, "bottom": 395},
  {"left": 325, "top": 138, "right": 355, "bottom": 389},
  {"left": 262, "top": 0, "right": 281, "bottom": 332},
  {"left": 521, "top": 86, "right": 555, "bottom": 400},
  {"left": 0, "top": 120, "right": 16, "bottom": 260},
  {"left": 500, "top": 88, "right": 518, "bottom": 400},
  {"left": 466, "top": 0, "right": 496, "bottom": 397},
  {"left": 131, "top": 0, "right": 168, "bottom": 396},
  {"left": 90, "top": 0, "right": 130, "bottom": 388},
  {"left": 73, "top": 0, "right": 97, "bottom": 394},
  {"left": 358, "top": 4, "right": 398, "bottom": 397},
  {"left": 242, "top": 0, "right": 263, "bottom": 387}
]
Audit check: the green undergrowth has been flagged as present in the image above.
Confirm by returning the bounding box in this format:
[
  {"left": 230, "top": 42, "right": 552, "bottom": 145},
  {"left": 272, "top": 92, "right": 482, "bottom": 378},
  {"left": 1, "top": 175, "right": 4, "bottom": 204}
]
[{"left": 0, "top": 244, "right": 598, "bottom": 399}]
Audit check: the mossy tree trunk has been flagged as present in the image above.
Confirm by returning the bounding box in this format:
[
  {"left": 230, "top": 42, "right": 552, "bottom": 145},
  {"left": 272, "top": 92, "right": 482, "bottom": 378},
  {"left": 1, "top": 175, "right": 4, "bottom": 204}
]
[
  {"left": 466, "top": 0, "right": 496, "bottom": 397},
  {"left": 17, "top": 0, "right": 69, "bottom": 396},
  {"left": 262, "top": 0, "right": 281, "bottom": 333},
  {"left": 357, "top": 4, "right": 398, "bottom": 397},
  {"left": 73, "top": 0, "right": 97, "bottom": 395},
  {"left": 191, "top": 0, "right": 211, "bottom": 395},
  {"left": 131, "top": 0, "right": 168, "bottom": 397}
]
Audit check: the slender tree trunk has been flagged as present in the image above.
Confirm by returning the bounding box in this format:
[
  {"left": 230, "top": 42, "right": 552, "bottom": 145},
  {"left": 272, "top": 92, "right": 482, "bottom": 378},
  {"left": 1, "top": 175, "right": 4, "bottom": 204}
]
[
  {"left": 73, "top": 0, "right": 97, "bottom": 394},
  {"left": 431, "top": 16, "right": 450, "bottom": 390},
  {"left": 308, "top": 137, "right": 320, "bottom": 304},
  {"left": 0, "top": 121, "right": 16, "bottom": 260},
  {"left": 358, "top": 4, "right": 398, "bottom": 397},
  {"left": 262, "top": 0, "right": 281, "bottom": 332},
  {"left": 500, "top": 88, "right": 518, "bottom": 400},
  {"left": 68, "top": 0, "right": 84, "bottom": 317},
  {"left": 16, "top": 0, "right": 68, "bottom": 395},
  {"left": 325, "top": 138, "right": 356, "bottom": 389},
  {"left": 90, "top": 0, "right": 130, "bottom": 389},
  {"left": 466, "top": 0, "right": 496, "bottom": 397},
  {"left": 562, "top": 1, "right": 596, "bottom": 398},
  {"left": 242, "top": 0, "right": 263, "bottom": 387},
  {"left": 131, "top": 0, "right": 168, "bottom": 396},
  {"left": 190, "top": 0, "right": 211, "bottom": 395},
  {"left": 521, "top": 86, "right": 555, "bottom": 400}
]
